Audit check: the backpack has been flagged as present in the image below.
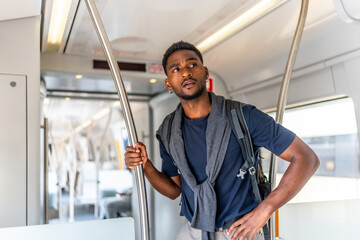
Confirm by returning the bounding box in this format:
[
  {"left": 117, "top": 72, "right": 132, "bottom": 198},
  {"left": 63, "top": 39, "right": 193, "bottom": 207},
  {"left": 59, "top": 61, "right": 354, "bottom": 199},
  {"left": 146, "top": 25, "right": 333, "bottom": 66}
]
[
  {"left": 225, "top": 100, "right": 271, "bottom": 203},
  {"left": 156, "top": 99, "right": 270, "bottom": 239}
]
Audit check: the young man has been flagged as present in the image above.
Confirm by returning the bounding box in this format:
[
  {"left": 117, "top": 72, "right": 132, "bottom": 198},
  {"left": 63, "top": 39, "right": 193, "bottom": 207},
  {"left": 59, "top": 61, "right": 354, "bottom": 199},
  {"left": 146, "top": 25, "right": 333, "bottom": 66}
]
[{"left": 125, "top": 41, "right": 319, "bottom": 240}]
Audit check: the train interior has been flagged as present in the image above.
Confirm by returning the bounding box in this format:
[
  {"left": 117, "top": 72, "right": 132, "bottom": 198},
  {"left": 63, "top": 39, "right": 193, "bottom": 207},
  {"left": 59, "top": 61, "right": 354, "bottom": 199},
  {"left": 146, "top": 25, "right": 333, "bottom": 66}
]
[{"left": 0, "top": 0, "right": 360, "bottom": 239}]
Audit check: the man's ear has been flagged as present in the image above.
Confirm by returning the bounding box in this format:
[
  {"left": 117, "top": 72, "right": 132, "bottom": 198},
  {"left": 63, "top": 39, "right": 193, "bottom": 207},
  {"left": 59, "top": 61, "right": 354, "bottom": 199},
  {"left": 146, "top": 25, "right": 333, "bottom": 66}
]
[
  {"left": 204, "top": 66, "right": 209, "bottom": 79},
  {"left": 164, "top": 78, "right": 173, "bottom": 92}
]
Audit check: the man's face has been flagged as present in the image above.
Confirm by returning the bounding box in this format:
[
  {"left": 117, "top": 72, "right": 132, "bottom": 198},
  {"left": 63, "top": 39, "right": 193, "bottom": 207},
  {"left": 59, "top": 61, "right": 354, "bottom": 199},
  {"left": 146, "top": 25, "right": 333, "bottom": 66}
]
[{"left": 165, "top": 49, "right": 209, "bottom": 101}]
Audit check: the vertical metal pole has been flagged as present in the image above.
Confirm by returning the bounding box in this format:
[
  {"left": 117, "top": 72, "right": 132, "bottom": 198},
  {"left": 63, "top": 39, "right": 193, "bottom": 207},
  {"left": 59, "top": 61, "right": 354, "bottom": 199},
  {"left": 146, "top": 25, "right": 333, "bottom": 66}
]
[
  {"left": 42, "top": 118, "right": 49, "bottom": 224},
  {"left": 268, "top": 0, "right": 309, "bottom": 239},
  {"left": 49, "top": 127, "right": 63, "bottom": 221},
  {"left": 84, "top": 1, "right": 150, "bottom": 239}
]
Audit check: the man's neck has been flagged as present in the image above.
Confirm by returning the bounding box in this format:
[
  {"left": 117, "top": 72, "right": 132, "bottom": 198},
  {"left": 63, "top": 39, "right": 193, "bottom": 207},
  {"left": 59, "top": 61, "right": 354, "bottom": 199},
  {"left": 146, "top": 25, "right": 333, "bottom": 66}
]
[{"left": 180, "top": 91, "right": 211, "bottom": 119}]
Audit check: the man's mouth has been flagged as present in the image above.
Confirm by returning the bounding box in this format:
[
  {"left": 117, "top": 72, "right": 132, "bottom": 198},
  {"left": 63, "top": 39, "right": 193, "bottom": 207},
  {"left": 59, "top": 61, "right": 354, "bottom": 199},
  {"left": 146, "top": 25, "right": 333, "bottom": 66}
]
[{"left": 182, "top": 79, "right": 196, "bottom": 88}]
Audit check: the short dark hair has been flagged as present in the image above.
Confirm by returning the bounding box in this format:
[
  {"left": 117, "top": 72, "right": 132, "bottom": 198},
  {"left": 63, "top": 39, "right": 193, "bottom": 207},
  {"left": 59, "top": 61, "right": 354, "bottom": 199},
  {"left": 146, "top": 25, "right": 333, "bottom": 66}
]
[{"left": 162, "top": 41, "right": 203, "bottom": 75}]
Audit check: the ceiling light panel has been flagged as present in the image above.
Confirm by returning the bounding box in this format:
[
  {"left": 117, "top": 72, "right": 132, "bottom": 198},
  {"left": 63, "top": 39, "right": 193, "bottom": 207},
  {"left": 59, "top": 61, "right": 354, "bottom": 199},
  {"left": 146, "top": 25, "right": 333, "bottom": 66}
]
[
  {"left": 196, "top": 0, "right": 288, "bottom": 53},
  {"left": 46, "top": 0, "right": 74, "bottom": 52}
]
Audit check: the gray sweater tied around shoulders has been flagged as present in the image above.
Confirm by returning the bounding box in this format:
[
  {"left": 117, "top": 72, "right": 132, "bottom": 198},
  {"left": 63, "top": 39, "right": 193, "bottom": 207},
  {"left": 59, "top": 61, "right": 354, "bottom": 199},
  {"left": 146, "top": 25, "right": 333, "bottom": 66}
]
[{"left": 169, "top": 92, "right": 232, "bottom": 240}]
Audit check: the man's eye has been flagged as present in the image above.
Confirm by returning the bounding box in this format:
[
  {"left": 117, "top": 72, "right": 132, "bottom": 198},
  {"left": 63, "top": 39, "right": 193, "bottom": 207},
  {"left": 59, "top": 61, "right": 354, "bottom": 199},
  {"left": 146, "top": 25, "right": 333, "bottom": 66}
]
[
  {"left": 189, "top": 63, "right": 197, "bottom": 68},
  {"left": 172, "top": 68, "right": 179, "bottom": 73}
]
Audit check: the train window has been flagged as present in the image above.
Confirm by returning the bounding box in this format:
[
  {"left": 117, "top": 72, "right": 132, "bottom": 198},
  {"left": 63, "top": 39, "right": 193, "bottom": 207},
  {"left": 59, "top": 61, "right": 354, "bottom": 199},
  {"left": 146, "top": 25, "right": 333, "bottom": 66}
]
[{"left": 260, "top": 97, "right": 360, "bottom": 202}]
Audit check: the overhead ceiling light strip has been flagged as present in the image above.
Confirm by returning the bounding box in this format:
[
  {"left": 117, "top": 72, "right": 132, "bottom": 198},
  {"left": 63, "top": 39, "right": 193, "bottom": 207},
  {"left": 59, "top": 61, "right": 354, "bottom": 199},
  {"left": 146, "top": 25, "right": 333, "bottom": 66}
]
[
  {"left": 46, "top": 0, "right": 73, "bottom": 52},
  {"left": 196, "top": 0, "right": 287, "bottom": 53}
]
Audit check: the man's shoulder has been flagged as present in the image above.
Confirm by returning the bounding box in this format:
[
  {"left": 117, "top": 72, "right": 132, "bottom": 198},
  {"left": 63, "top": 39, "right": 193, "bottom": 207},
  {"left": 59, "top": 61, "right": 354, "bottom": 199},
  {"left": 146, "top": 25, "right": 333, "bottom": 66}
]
[
  {"left": 224, "top": 98, "right": 270, "bottom": 130},
  {"left": 224, "top": 98, "right": 256, "bottom": 113}
]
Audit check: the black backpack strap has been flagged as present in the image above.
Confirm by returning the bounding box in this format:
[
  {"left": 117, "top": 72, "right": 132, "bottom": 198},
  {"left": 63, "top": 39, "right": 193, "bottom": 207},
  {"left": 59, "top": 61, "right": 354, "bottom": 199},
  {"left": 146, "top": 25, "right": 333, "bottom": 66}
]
[
  {"left": 156, "top": 111, "right": 175, "bottom": 155},
  {"left": 226, "top": 99, "right": 262, "bottom": 203},
  {"left": 226, "top": 99, "right": 270, "bottom": 240}
]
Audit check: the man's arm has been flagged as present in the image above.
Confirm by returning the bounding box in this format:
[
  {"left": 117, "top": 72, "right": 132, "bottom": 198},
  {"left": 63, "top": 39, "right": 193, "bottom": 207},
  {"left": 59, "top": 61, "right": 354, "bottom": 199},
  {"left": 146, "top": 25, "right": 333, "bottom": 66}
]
[
  {"left": 227, "top": 136, "right": 319, "bottom": 240},
  {"left": 125, "top": 142, "right": 181, "bottom": 200}
]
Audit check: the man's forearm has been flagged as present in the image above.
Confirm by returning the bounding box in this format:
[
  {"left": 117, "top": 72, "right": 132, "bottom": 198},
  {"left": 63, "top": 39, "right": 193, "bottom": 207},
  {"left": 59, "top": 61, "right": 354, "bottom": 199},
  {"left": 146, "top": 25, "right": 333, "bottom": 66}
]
[
  {"left": 143, "top": 160, "right": 181, "bottom": 200},
  {"left": 260, "top": 136, "right": 319, "bottom": 214}
]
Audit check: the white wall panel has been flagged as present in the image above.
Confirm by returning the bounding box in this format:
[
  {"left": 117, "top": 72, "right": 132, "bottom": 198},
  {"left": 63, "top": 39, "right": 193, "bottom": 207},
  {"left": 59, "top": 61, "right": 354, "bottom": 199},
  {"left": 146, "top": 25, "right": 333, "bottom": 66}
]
[
  {"left": 279, "top": 199, "right": 360, "bottom": 240},
  {"left": 0, "top": 74, "right": 27, "bottom": 227},
  {"left": 287, "top": 68, "right": 335, "bottom": 104},
  {"left": 0, "top": 218, "right": 135, "bottom": 240},
  {"left": 234, "top": 67, "right": 336, "bottom": 110},
  {"left": 343, "top": 57, "right": 360, "bottom": 143},
  {"left": 0, "top": 16, "right": 41, "bottom": 225}
]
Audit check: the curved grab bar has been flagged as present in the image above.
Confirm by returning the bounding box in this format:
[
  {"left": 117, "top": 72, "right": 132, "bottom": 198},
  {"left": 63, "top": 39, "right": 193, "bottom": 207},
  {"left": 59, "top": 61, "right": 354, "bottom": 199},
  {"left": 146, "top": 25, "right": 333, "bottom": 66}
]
[
  {"left": 268, "top": 0, "right": 309, "bottom": 239},
  {"left": 84, "top": 1, "right": 150, "bottom": 239}
]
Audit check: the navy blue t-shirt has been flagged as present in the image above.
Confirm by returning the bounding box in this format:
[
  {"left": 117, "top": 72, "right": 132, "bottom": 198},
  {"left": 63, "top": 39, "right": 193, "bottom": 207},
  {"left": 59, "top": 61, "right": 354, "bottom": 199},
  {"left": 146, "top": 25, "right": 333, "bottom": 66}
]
[{"left": 159, "top": 104, "right": 295, "bottom": 228}]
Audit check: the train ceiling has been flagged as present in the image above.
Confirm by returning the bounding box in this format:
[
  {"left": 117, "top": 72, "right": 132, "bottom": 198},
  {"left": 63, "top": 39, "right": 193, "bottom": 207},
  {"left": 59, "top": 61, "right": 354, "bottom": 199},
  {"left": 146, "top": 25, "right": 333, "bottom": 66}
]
[{"left": 1, "top": 0, "right": 360, "bottom": 97}]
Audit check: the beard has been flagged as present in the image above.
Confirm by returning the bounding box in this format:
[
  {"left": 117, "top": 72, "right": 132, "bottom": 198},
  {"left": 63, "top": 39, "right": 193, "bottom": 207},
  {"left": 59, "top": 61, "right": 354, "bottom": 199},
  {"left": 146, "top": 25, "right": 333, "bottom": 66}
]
[{"left": 176, "top": 80, "right": 206, "bottom": 101}]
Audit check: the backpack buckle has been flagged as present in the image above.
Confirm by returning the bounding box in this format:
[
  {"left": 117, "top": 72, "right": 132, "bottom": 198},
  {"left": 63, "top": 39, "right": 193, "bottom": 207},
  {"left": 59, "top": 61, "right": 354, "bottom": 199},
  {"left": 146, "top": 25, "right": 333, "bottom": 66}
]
[
  {"left": 237, "top": 169, "right": 247, "bottom": 179},
  {"left": 249, "top": 166, "right": 256, "bottom": 176}
]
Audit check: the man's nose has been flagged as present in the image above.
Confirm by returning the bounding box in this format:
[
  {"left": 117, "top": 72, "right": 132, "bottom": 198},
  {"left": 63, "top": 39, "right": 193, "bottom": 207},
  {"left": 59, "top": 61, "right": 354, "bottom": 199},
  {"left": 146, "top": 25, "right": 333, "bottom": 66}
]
[{"left": 182, "top": 68, "right": 192, "bottom": 78}]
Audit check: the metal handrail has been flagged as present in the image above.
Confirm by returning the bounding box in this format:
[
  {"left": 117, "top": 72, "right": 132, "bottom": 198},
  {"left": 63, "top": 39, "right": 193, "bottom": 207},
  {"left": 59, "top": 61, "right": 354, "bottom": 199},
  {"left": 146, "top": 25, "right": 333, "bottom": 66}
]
[
  {"left": 84, "top": 1, "right": 150, "bottom": 239},
  {"left": 41, "top": 118, "right": 49, "bottom": 224},
  {"left": 268, "top": 0, "right": 309, "bottom": 239}
]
